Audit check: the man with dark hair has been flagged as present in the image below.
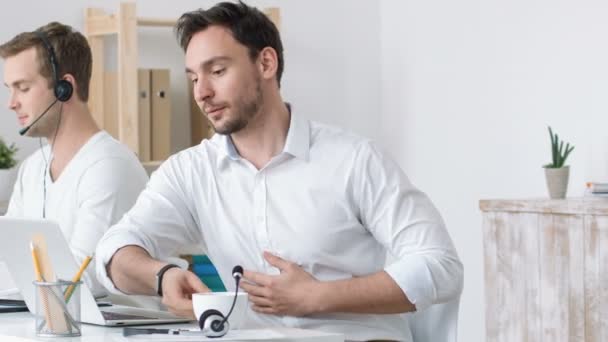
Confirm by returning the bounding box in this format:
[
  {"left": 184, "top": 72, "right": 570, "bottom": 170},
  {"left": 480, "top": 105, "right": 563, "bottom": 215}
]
[
  {"left": 97, "top": 2, "right": 463, "bottom": 340},
  {"left": 1, "top": 22, "right": 148, "bottom": 296}
]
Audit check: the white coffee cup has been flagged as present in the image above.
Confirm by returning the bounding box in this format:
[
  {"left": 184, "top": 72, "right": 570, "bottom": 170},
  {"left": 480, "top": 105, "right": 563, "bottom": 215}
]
[{"left": 192, "top": 292, "right": 248, "bottom": 329}]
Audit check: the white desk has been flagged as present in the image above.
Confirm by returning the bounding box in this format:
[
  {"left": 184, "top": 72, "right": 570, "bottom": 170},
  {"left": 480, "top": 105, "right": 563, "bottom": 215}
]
[{"left": 0, "top": 312, "right": 344, "bottom": 342}]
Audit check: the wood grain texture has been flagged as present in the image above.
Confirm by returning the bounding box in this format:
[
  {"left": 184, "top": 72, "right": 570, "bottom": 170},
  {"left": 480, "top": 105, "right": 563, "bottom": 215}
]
[
  {"left": 117, "top": 2, "right": 139, "bottom": 154},
  {"left": 481, "top": 198, "right": 608, "bottom": 342},
  {"left": 480, "top": 198, "right": 608, "bottom": 216},
  {"left": 84, "top": 8, "right": 106, "bottom": 129},
  {"left": 482, "top": 212, "right": 498, "bottom": 342}
]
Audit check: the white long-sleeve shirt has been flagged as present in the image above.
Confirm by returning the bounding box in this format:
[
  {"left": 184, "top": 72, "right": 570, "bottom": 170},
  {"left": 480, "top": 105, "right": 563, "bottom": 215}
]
[
  {"left": 6, "top": 131, "right": 148, "bottom": 296},
  {"left": 96, "top": 112, "right": 463, "bottom": 341}
]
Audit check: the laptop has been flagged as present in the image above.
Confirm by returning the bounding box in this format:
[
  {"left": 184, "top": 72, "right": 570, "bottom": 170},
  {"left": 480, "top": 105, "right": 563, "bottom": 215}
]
[{"left": 0, "top": 217, "right": 192, "bottom": 326}]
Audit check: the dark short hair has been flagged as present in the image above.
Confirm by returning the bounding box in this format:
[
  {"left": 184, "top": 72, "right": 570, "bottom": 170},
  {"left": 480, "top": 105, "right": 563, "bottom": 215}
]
[
  {"left": 0, "top": 22, "right": 92, "bottom": 102},
  {"left": 175, "top": 1, "right": 284, "bottom": 87}
]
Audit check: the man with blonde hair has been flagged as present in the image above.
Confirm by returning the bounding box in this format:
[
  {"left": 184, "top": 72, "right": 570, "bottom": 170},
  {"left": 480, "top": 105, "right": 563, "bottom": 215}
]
[{"left": 1, "top": 22, "right": 148, "bottom": 296}]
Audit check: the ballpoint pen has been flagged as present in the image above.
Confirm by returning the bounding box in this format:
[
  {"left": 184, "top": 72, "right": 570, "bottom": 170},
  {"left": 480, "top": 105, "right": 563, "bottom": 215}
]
[{"left": 123, "top": 327, "right": 209, "bottom": 337}]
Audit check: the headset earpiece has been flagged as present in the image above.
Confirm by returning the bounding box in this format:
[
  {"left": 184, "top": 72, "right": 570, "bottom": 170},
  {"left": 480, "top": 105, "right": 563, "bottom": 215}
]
[
  {"left": 55, "top": 79, "right": 73, "bottom": 102},
  {"left": 198, "top": 309, "right": 229, "bottom": 337}
]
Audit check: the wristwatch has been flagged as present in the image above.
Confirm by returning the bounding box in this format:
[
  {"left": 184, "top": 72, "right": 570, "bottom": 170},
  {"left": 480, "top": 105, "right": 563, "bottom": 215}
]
[{"left": 155, "top": 264, "right": 180, "bottom": 297}]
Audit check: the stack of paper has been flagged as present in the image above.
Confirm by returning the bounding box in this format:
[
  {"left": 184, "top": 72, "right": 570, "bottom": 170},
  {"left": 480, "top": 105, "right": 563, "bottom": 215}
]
[{"left": 586, "top": 182, "right": 608, "bottom": 197}]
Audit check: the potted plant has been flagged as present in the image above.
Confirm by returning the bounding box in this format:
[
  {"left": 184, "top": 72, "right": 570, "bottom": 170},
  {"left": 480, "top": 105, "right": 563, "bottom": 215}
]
[
  {"left": 0, "top": 138, "right": 18, "bottom": 202},
  {"left": 543, "top": 126, "right": 574, "bottom": 199}
]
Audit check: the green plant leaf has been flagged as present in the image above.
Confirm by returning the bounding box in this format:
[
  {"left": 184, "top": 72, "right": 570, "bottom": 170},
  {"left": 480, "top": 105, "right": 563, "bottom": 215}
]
[
  {"left": 545, "top": 126, "right": 574, "bottom": 169},
  {"left": 0, "top": 138, "right": 18, "bottom": 169}
]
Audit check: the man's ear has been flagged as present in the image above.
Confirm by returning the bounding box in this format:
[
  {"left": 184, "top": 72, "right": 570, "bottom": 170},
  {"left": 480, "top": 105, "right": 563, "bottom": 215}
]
[
  {"left": 258, "top": 47, "right": 279, "bottom": 82},
  {"left": 62, "top": 74, "right": 76, "bottom": 89}
]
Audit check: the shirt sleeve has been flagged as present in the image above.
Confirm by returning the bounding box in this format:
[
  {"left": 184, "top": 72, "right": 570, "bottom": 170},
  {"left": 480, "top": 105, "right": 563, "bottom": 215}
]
[
  {"left": 95, "top": 154, "right": 204, "bottom": 295},
  {"left": 351, "top": 141, "right": 463, "bottom": 312},
  {"left": 72, "top": 157, "right": 148, "bottom": 297}
]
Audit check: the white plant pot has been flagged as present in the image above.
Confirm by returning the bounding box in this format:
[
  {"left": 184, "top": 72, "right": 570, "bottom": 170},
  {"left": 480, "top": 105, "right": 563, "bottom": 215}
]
[
  {"left": 544, "top": 166, "right": 569, "bottom": 199},
  {"left": 0, "top": 167, "right": 17, "bottom": 202}
]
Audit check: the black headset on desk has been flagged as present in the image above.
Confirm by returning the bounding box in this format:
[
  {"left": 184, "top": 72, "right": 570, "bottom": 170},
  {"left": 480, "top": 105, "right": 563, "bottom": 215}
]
[
  {"left": 198, "top": 265, "right": 244, "bottom": 337},
  {"left": 123, "top": 265, "right": 244, "bottom": 338}
]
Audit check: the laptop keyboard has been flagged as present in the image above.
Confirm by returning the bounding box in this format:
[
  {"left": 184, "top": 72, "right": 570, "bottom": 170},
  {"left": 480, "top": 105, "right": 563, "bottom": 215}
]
[{"left": 101, "top": 311, "right": 158, "bottom": 321}]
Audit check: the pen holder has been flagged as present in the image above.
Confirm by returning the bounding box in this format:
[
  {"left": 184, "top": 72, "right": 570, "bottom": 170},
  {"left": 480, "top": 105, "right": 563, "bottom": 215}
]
[{"left": 33, "top": 280, "right": 82, "bottom": 337}]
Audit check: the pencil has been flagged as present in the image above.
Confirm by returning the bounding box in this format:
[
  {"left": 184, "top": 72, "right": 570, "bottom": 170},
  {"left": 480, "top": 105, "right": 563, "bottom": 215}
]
[
  {"left": 30, "top": 242, "right": 44, "bottom": 282},
  {"left": 64, "top": 255, "right": 92, "bottom": 303},
  {"left": 30, "top": 241, "right": 54, "bottom": 331}
]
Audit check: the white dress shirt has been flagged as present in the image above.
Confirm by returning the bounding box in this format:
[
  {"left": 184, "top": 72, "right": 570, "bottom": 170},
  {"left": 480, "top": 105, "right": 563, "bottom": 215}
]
[
  {"left": 6, "top": 131, "right": 149, "bottom": 296},
  {"left": 96, "top": 111, "right": 463, "bottom": 341}
]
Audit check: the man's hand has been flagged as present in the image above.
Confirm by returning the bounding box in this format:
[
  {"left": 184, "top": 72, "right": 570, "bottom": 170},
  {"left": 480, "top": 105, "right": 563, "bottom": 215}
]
[
  {"left": 240, "top": 251, "right": 323, "bottom": 316},
  {"left": 161, "top": 268, "right": 210, "bottom": 318}
]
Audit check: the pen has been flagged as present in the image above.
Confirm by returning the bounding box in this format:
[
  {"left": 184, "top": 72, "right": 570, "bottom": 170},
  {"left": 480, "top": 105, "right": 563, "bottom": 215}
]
[
  {"left": 123, "top": 327, "right": 208, "bottom": 337},
  {"left": 64, "top": 255, "right": 92, "bottom": 302}
]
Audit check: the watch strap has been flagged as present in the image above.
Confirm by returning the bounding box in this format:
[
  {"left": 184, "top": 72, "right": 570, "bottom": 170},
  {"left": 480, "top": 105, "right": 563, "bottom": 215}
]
[{"left": 156, "top": 264, "right": 180, "bottom": 297}]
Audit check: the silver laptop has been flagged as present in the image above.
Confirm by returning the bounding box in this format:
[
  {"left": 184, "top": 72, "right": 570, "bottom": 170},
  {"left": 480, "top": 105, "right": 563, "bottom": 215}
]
[{"left": 0, "top": 217, "right": 192, "bottom": 326}]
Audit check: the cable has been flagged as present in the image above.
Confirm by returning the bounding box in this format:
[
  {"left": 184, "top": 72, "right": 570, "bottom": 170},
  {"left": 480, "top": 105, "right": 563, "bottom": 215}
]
[{"left": 39, "top": 102, "right": 63, "bottom": 218}]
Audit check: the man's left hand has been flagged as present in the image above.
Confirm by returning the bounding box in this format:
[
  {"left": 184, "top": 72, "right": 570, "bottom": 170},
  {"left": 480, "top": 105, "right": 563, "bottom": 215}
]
[{"left": 241, "top": 251, "right": 323, "bottom": 316}]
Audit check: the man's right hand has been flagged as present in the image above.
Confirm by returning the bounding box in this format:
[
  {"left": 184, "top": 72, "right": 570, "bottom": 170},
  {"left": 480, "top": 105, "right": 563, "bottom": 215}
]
[{"left": 161, "top": 267, "right": 210, "bottom": 318}]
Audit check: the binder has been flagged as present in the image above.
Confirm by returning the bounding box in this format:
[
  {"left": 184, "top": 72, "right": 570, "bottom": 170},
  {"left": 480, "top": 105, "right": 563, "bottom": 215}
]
[
  {"left": 150, "top": 69, "right": 171, "bottom": 161},
  {"left": 103, "top": 69, "right": 152, "bottom": 163},
  {"left": 192, "top": 264, "right": 218, "bottom": 276},
  {"left": 137, "top": 69, "right": 151, "bottom": 162},
  {"left": 199, "top": 275, "right": 226, "bottom": 292}
]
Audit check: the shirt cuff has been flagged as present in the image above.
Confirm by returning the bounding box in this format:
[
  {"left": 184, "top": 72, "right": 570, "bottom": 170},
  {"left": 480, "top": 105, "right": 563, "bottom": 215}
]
[{"left": 384, "top": 255, "right": 437, "bottom": 312}]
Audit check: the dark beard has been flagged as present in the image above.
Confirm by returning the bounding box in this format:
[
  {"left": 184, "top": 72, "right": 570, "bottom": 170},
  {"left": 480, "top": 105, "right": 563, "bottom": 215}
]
[{"left": 214, "top": 78, "right": 263, "bottom": 135}]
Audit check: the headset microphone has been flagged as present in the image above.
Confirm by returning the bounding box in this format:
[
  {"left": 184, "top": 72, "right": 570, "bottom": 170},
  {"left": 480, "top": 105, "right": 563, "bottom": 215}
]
[
  {"left": 198, "top": 265, "right": 243, "bottom": 338},
  {"left": 18, "top": 98, "right": 59, "bottom": 136}
]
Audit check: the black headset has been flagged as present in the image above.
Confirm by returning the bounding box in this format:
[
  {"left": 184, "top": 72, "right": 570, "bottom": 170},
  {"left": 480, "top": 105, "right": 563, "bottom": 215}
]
[
  {"left": 197, "top": 265, "right": 244, "bottom": 338},
  {"left": 34, "top": 30, "right": 73, "bottom": 102}
]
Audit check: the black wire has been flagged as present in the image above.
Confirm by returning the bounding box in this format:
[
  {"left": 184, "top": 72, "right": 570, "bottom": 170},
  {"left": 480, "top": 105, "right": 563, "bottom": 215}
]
[
  {"left": 38, "top": 138, "right": 47, "bottom": 218},
  {"left": 39, "top": 102, "right": 63, "bottom": 219},
  {"left": 214, "top": 277, "right": 241, "bottom": 331}
]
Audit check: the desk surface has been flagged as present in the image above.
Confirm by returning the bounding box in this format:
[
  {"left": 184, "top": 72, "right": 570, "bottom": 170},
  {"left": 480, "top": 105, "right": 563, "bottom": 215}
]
[{"left": 0, "top": 312, "right": 343, "bottom": 342}]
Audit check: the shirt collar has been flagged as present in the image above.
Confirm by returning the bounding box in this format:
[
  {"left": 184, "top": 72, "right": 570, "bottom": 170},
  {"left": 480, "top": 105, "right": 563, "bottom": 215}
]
[
  {"left": 282, "top": 105, "right": 310, "bottom": 161},
  {"left": 215, "top": 104, "right": 311, "bottom": 164}
]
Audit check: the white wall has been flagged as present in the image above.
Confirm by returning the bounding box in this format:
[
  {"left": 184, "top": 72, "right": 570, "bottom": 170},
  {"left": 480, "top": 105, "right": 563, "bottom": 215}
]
[
  {"left": 380, "top": 0, "right": 608, "bottom": 341},
  {"left": 4, "top": 0, "right": 607, "bottom": 340},
  {"left": 0, "top": 0, "right": 382, "bottom": 161}
]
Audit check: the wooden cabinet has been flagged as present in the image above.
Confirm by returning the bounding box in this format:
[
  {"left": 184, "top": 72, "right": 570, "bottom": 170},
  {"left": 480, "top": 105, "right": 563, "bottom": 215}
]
[{"left": 480, "top": 198, "right": 608, "bottom": 342}]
